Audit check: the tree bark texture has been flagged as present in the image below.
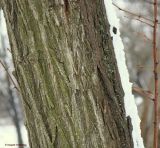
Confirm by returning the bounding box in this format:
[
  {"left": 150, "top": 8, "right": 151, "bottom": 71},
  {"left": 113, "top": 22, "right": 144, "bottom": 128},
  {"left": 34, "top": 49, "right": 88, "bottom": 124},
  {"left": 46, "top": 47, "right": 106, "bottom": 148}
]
[{"left": 2, "top": 0, "right": 133, "bottom": 147}]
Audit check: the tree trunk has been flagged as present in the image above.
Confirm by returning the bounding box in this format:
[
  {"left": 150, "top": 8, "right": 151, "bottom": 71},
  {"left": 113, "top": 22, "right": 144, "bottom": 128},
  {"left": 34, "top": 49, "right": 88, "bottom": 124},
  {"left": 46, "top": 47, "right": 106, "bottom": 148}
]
[{"left": 2, "top": 0, "right": 133, "bottom": 147}]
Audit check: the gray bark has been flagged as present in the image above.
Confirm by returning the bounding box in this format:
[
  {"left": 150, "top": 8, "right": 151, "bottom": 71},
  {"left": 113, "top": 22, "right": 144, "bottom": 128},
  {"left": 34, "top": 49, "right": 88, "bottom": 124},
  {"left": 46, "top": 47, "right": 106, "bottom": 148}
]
[{"left": 2, "top": 0, "right": 133, "bottom": 147}]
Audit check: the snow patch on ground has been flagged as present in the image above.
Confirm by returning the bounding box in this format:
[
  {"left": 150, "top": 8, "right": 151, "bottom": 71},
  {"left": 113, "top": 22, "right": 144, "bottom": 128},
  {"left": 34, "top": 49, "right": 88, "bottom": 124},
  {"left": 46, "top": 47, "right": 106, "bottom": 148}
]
[{"left": 104, "top": 0, "right": 144, "bottom": 147}]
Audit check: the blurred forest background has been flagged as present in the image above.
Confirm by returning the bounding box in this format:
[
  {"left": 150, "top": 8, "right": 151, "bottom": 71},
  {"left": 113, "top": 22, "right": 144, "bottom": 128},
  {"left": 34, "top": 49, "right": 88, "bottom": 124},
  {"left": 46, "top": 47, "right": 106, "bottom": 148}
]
[
  {"left": 0, "top": 0, "right": 159, "bottom": 148},
  {"left": 0, "top": 10, "right": 29, "bottom": 147},
  {"left": 114, "top": 0, "right": 160, "bottom": 147}
]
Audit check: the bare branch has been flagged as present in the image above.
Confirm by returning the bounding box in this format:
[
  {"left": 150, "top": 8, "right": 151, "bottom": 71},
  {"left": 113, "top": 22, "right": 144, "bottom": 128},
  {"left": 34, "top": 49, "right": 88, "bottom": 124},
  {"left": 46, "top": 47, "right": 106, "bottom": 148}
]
[
  {"left": 132, "top": 86, "right": 154, "bottom": 101},
  {"left": 113, "top": 3, "right": 155, "bottom": 24},
  {"left": 0, "top": 59, "right": 19, "bottom": 92},
  {"left": 124, "top": 15, "right": 154, "bottom": 28}
]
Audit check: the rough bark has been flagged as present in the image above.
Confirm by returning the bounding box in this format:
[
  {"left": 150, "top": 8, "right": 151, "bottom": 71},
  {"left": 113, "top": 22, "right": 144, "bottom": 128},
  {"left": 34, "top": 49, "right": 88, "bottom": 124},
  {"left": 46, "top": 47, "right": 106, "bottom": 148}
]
[{"left": 2, "top": 0, "right": 133, "bottom": 147}]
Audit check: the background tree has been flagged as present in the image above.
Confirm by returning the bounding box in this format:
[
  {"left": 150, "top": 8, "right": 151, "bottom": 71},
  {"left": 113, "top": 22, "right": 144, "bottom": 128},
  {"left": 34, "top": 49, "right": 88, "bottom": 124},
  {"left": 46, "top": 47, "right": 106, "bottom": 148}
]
[
  {"left": 1, "top": 0, "right": 138, "bottom": 147},
  {"left": 112, "top": 0, "right": 160, "bottom": 147}
]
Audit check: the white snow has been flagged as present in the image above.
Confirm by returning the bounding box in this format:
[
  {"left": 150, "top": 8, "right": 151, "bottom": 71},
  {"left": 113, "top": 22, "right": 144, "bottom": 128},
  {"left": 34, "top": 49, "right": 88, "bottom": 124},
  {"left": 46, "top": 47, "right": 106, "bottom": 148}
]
[
  {"left": 104, "top": 0, "right": 144, "bottom": 147},
  {"left": 0, "top": 10, "right": 8, "bottom": 36},
  {"left": 0, "top": 124, "right": 29, "bottom": 148},
  {"left": 135, "top": 96, "right": 143, "bottom": 106}
]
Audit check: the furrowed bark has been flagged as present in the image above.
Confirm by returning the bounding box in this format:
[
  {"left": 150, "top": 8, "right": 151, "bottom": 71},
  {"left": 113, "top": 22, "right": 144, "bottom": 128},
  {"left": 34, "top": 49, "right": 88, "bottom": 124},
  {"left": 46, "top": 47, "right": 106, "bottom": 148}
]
[{"left": 2, "top": 0, "right": 133, "bottom": 147}]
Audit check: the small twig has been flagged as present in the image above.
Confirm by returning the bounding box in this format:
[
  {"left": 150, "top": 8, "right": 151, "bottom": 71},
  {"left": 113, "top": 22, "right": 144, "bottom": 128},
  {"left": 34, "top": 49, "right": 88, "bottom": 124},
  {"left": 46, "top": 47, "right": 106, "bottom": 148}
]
[
  {"left": 134, "top": 18, "right": 154, "bottom": 28},
  {"left": 124, "top": 15, "right": 154, "bottom": 27},
  {"left": 0, "top": 59, "right": 19, "bottom": 92},
  {"left": 113, "top": 3, "right": 157, "bottom": 24},
  {"left": 132, "top": 86, "right": 154, "bottom": 101},
  {"left": 136, "top": 65, "right": 152, "bottom": 71},
  {"left": 135, "top": 32, "right": 152, "bottom": 42},
  {"left": 7, "top": 48, "right": 11, "bottom": 53},
  {"left": 126, "top": 30, "right": 152, "bottom": 42}
]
